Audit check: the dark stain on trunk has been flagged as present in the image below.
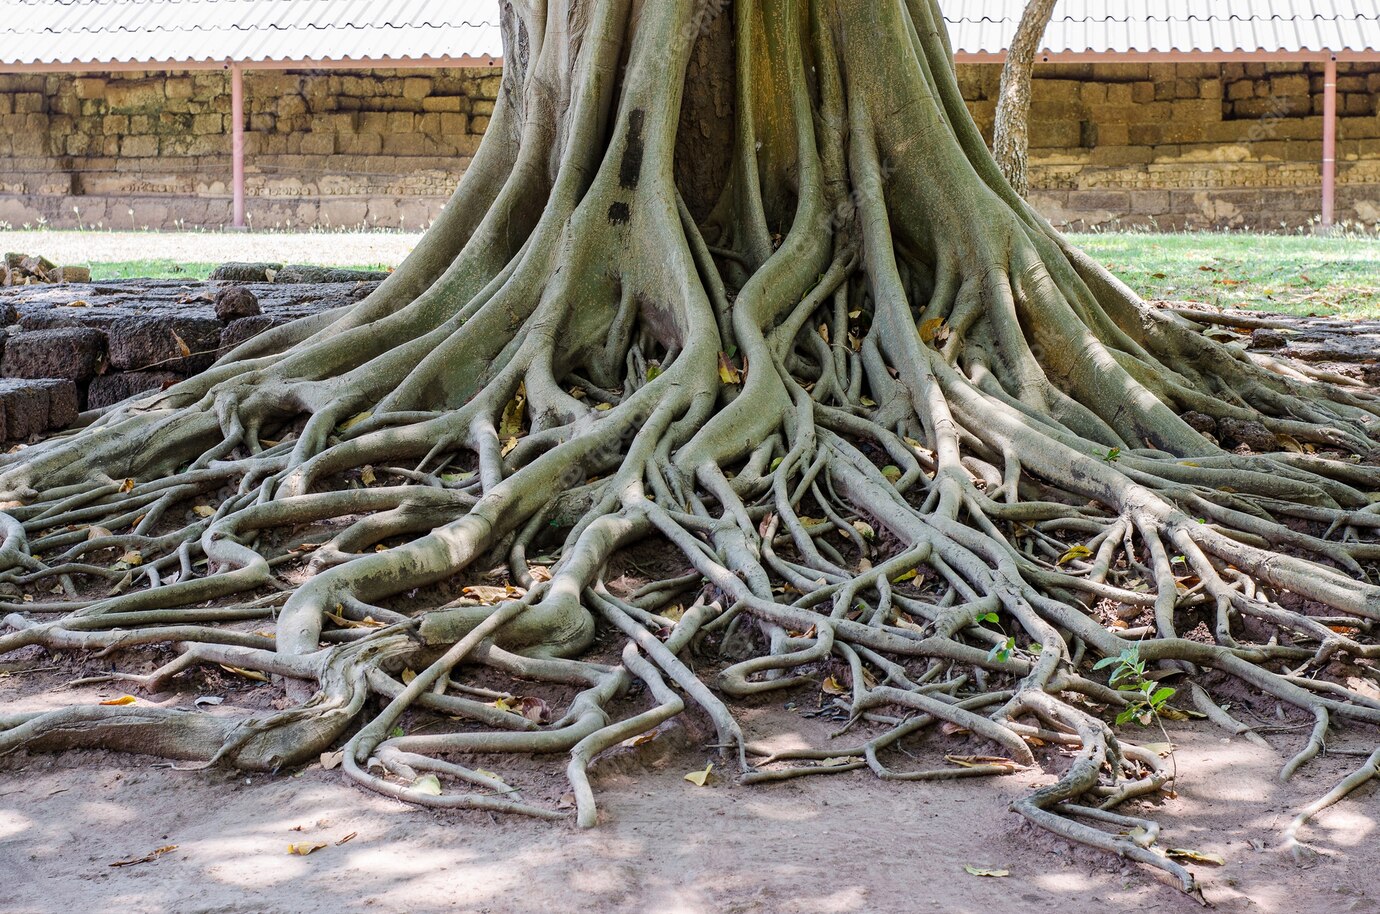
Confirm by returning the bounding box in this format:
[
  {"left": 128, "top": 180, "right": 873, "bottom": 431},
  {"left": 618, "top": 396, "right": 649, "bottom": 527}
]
[
  {"left": 619, "top": 109, "right": 646, "bottom": 190},
  {"left": 608, "top": 201, "right": 631, "bottom": 225}
]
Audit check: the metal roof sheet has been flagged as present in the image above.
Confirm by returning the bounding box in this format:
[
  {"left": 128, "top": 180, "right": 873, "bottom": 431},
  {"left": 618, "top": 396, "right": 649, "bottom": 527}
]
[
  {"left": 0, "top": 0, "right": 503, "bottom": 67},
  {"left": 946, "top": 0, "right": 1380, "bottom": 55},
  {"left": 1, "top": 1, "right": 1378, "bottom": 69}
]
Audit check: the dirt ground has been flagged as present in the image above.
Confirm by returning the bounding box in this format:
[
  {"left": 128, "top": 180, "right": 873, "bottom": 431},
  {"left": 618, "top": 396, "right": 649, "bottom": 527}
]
[{"left": 2, "top": 664, "right": 1376, "bottom": 914}]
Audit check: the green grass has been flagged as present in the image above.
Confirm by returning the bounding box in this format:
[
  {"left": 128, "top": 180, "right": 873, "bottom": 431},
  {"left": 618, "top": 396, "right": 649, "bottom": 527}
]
[
  {"left": 82, "top": 232, "right": 1380, "bottom": 318},
  {"left": 87, "top": 260, "right": 394, "bottom": 281},
  {"left": 1070, "top": 231, "right": 1380, "bottom": 319},
  {"left": 89, "top": 260, "right": 219, "bottom": 281}
]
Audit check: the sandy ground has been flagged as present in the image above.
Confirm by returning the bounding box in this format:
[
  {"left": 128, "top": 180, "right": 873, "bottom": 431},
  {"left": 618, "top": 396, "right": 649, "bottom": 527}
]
[
  {"left": 0, "top": 230, "right": 422, "bottom": 269},
  {"left": 1, "top": 666, "right": 1376, "bottom": 914}
]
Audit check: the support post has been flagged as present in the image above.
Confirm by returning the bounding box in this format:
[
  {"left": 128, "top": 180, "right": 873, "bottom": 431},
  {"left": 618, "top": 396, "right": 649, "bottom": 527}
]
[
  {"left": 1322, "top": 55, "right": 1337, "bottom": 229},
  {"left": 231, "top": 62, "right": 246, "bottom": 229}
]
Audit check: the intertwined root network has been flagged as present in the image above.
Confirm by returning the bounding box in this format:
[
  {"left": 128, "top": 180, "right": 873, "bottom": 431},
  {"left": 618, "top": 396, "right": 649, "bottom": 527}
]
[{"left": 3, "top": 0, "right": 1380, "bottom": 896}]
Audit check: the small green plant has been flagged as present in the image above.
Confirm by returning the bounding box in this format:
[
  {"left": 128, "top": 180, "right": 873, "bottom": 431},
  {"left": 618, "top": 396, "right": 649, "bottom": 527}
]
[
  {"left": 1093, "top": 644, "right": 1176, "bottom": 726},
  {"left": 1102, "top": 447, "right": 1121, "bottom": 463}
]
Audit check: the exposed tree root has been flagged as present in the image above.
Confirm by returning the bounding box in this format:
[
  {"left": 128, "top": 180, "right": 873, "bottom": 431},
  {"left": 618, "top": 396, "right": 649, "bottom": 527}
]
[{"left": 3, "top": 0, "right": 1380, "bottom": 899}]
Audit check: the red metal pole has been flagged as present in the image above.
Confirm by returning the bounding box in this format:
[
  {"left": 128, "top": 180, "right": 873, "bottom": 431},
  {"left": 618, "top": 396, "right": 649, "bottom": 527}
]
[
  {"left": 1322, "top": 56, "right": 1337, "bottom": 228},
  {"left": 231, "top": 63, "right": 246, "bottom": 228}
]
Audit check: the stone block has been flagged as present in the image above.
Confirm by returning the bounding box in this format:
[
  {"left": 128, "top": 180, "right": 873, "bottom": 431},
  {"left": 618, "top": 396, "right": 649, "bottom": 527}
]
[
  {"left": 1, "top": 328, "right": 106, "bottom": 382},
  {"left": 403, "top": 77, "right": 433, "bottom": 100},
  {"left": 120, "top": 135, "right": 158, "bottom": 157},
  {"left": 105, "top": 79, "right": 164, "bottom": 112},
  {"left": 165, "top": 77, "right": 194, "bottom": 99},
  {"left": 1270, "top": 74, "right": 1310, "bottom": 97},
  {"left": 86, "top": 371, "right": 183, "bottom": 410},
  {"left": 0, "top": 378, "right": 79, "bottom": 439},
  {"left": 208, "top": 262, "right": 283, "bottom": 282},
  {"left": 107, "top": 315, "right": 222, "bottom": 373},
  {"left": 73, "top": 78, "right": 107, "bottom": 100}
]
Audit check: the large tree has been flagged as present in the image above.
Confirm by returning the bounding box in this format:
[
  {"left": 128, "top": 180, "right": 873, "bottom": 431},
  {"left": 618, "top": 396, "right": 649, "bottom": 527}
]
[
  {"left": 992, "top": 0, "right": 1058, "bottom": 196},
  {"left": 3, "top": 0, "right": 1379, "bottom": 894}
]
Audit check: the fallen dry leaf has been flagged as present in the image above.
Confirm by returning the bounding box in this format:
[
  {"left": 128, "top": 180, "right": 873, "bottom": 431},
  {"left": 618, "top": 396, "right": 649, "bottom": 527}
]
[
  {"left": 110, "top": 845, "right": 176, "bottom": 868},
  {"left": 963, "top": 865, "right": 1010, "bottom": 878},
  {"left": 1165, "top": 848, "right": 1226, "bottom": 866},
  {"left": 287, "top": 843, "right": 327, "bottom": 856},
  {"left": 99, "top": 695, "right": 137, "bottom": 706},
  {"left": 412, "top": 774, "right": 443, "bottom": 795},
  {"left": 684, "top": 763, "right": 714, "bottom": 787}
]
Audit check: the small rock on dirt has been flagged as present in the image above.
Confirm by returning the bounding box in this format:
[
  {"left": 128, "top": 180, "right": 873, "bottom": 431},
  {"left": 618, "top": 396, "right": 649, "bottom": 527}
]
[
  {"left": 1249, "top": 328, "right": 1288, "bottom": 350},
  {"left": 214, "top": 285, "right": 261, "bottom": 321},
  {"left": 1217, "top": 417, "right": 1277, "bottom": 452},
  {"left": 1180, "top": 411, "right": 1218, "bottom": 437}
]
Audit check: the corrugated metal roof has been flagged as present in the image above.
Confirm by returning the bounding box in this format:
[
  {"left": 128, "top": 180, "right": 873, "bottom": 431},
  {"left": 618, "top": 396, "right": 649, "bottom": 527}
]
[
  {"left": 2, "top": 1, "right": 1378, "bottom": 69},
  {"left": 0, "top": 0, "right": 503, "bottom": 68},
  {"left": 947, "top": 1, "right": 1380, "bottom": 55}
]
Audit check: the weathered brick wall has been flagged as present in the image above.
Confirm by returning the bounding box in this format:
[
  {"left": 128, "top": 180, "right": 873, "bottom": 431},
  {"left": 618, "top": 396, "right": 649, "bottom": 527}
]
[
  {"left": 0, "top": 67, "right": 499, "bottom": 231},
  {"left": 961, "top": 61, "right": 1380, "bottom": 230},
  {"left": 0, "top": 61, "right": 1375, "bottom": 231}
]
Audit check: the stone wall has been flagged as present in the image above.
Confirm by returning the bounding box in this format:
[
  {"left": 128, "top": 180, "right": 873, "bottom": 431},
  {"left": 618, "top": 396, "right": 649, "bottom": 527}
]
[
  {"left": 1, "top": 60, "right": 1376, "bottom": 232},
  {"left": 961, "top": 61, "right": 1380, "bottom": 231},
  {"left": 0, "top": 67, "right": 499, "bottom": 231}
]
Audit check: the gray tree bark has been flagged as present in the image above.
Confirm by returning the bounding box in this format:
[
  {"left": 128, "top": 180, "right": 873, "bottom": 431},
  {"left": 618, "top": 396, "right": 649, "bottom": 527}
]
[{"left": 992, "top": 0, "right": 1058, "bottom": 197}]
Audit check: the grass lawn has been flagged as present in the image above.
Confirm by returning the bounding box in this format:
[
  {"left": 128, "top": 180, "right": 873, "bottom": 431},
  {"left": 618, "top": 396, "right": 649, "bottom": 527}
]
[
  {"left": 1070, "top": 231, "right": 1380, "bottom": 318},
  {"left": 7, "top": 229, "right": 1380, "bottom": 318}
]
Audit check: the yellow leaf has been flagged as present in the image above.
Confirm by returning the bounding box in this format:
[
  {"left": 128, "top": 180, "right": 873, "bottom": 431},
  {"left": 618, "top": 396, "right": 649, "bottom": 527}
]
[
  {"left": 892, "top": 568, "right": 918, "bottom": 583},
  {"left": 492, "top": 697, "right": 517, "bottom": 712},
  {"left": 1058, "top": 544, "right": 1093, "bottom": 565},
  {"left": 192, "top": 505, "right": 215, "bottom": 518},
  {"left": 499, "top": 384, "right": 527, "bottom": 438},
  {"left": 851, "top": 520, "right": 876, "bottom": 541},
  {"left": 569, "top": 387, "right": 587, "bottom": 400},
  {"left": 100, "top": 695, "right": 137, "bottom": 706},
  {"left": 818, "top": 323, "right": 830, "bottom": 344},
  {"left": 963, "top": 865, "right": 1010, "bottom": 878},
  {"left": 319, "top": 751, "right": 343, "bottom": 770},
  {"left": 119, "top": 550, "right": 144, "bottom": 567},
  {"left": 401, "top": 669, "right": 416, "bottom": 685},
  {"left": 412, "top": 774, "right": 443, "bottom": 796},
  {"left": 684, "top": 763, "right": 714, "bottom": 787},
  {"left": 717, "top": 352, "right": 743, "bottom": 385},
  {"left": 338, "top": 411, "right": 373, "bottom": 432},
  {"left": 881, "top": 465, "right": 902, "bottom": 483},
  {"left": 594, "top": 402, "right": 613, "bottom": 411},
  {"left": 819, "top": 757, "right": 854, "bottom": 767},
  {"left": 821, "top": 675, "right": 848, "bottom": 696},
  {"left": 945, "top": 754, "right": 1024, "bottom": 772},
  {"left": 171, "top": 331, "right": 192, "bottom": 359},
  {"left": 374, "top": 544, "right": 388, "bottom": 553},
  {"left": 501, "top": 436, "right": 519, "bottom": 457},
  {"left": 287, "top": 843, "right": 327, "bottom": 856},
  {"left": 119, "top": 478, "right": 136, "bottom": 493},
  {"left": 1165, "top": 848, "right": 1226, "bottom": 866},
  {"left": 62, "top": 299, "right": 90, "bottom": 308},
  {"left": 360, "top": 466, "right": 376, "bottom": 485},
  {"left": 621, "top": 732, "right": 658, "bottom": 749},
  {"left": 1277, "top": 434, "right": 1304, "bottom": 453},
  {"left": 218, "top": 665, "right": 270, "bottom": 683},
  {"left": 474, "top": 768, "right": 507, "bottom": 786},
  {"left": 920, "top": 318, "right": 951, "bottom": 344}
]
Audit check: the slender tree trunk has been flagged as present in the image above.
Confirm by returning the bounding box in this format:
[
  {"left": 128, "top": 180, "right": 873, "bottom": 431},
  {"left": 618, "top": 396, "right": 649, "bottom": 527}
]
[
  {"left": 0, "top": 1, "right": 1378, "bottom": 894},
  {"left": 992, "top": 0, "right": 1058, "bottom": 196}
]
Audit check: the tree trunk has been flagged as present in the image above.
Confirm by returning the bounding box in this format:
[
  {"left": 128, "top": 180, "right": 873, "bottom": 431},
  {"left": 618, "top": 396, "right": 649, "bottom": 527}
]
[
  {"left": 2, "top": 1, "right": 1379, "bottom": 890},
  {"left": 992, "top": 0, "right": 1058, "bottom": 197}
]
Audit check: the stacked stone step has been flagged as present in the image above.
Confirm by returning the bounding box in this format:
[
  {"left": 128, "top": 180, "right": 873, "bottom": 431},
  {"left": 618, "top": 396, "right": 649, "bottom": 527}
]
[
  {"left": 0, "top": 264, "right": 385, "bottom": 444},
  {"left": 2, "top": 252, "right": 91, "bottom": 286}
]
